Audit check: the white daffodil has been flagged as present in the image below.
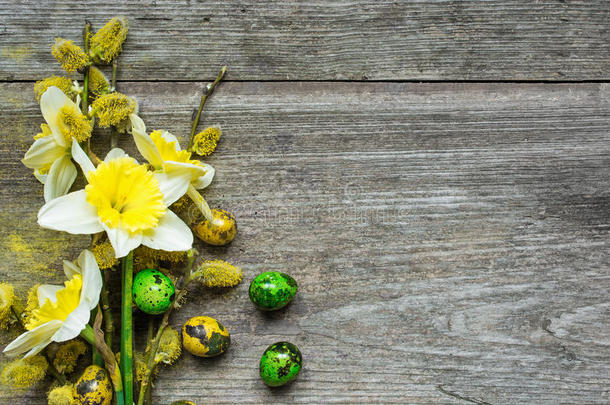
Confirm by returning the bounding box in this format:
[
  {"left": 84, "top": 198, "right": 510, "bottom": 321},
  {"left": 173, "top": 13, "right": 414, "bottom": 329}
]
[
  {"left": 22, "top": 86, "right": 92, "bottom": 202},
  {"left": 37, "top": 140, "right": 193, "bottom": 258},
  {"left": 130, "top": 114, "right": 215, "bottom": 220},
  {"left": 3, "top": 250, "right": 102, "bottom": 358}
]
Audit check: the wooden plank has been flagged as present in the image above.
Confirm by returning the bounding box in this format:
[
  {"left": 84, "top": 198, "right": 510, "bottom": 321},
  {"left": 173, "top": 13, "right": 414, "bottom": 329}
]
[
  {"left": 1, "top": 1, "right": 609, "bottom": 81},
  {"left": 1, "top": 81, "right": 609, "bottom": 403}
]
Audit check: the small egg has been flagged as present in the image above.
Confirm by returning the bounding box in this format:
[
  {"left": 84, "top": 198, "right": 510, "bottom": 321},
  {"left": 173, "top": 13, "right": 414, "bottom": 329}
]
[
  {"left": 132, "top": 269, "right": 175, "bottom": 315},
  {"left": 73, "top": 365, "right": 113, "bottom": 405},
  {"left": 259, "top": 342, "right": 302, "bottom": 387},
  {"left": 193, "top": 209, "right": 237, "bottom": 246},
  {"left": 182, "top": 316, "right": 230, "bottom": 357},
  {"left": 249, "top": 271, "right": 298, "bottom": 311}
]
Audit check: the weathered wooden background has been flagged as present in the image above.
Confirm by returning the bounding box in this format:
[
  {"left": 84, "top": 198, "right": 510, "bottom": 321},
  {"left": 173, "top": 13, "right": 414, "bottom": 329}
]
[{"left": 1, "top": 1, "right": 609, "bottom": 404}]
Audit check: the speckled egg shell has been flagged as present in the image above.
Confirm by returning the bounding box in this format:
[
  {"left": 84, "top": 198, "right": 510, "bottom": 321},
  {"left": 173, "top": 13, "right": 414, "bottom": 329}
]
[
  {"left": 193, "top": 209, "right": 237, "bottom": 246},
  {"left": 73, "top": 365, "right": 113, "bottom": 405},
  {"left": 249, "top": 271, "right": 298, "bottom": 311},
  {"left": 182, "top": 316, "right": 230, "bottom": 357},
  {"left": 259, "top": 342, "right": 302, "bottom": 387},
  {"left": 133, "top": 269, "right": 175, "bottom": 315}
]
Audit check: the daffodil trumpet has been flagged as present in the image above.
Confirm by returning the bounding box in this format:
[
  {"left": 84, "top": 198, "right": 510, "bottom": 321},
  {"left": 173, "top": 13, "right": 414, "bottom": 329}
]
[
  {"left": 37, "top": 139, "right": 194, "bottom": 258},
  {"left": 130, "top": 114, "right": 215, "bottom": 221}
]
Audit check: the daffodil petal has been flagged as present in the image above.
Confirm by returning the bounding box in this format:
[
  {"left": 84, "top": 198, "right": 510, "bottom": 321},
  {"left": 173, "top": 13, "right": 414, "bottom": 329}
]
[
  {"left": 104, "top": 148, "right": 128, "bottom": 162},
  {"left": 102, "top": 223, "right": 143, "bottom": 258},
  {"left": 142, "top": 210, "right": 192, "bottom": 251},
  {"left": 3, "top": 320, "right": 63, "bottom": 358},
  {"left": 22, "top": 135, "right": 65, "bottom": 169},
  {"left": 41, "top": 87, "right": 74, "bottom": 148},
  {"left": 160, "top": 131, "right": 182, "bottom": 151},
  {"left": 38, "top": 190, "right": 103, "bottom": 234},
  {"left": 71, "top": 138, "right": 95, "bottom": 178},
  {"left": 37, "top": 285, "right": 62, "bottom": 306},
  {"left": 33, "top": 170, "right": 47, "bottom": 184},
  {"left": 43, "top": 155, "right": 77, "bottom": 202},
  {"left": 77, "top": 249, "right": 102, "bottom": 310},
  {"left": 190, "top": 162, "right": 215, "bottom": 189},
  {"left": 164, "top": 160, "right": 208, "bottom": 182},
  {"left": 51, "top": 299, "right": 90, "bottom": 342},
  {"left": 154, "top": 170, "right": 191, "bottom": 206},
  {"left": 131, "top": 116, "right": 163, "bottom": 168},
  {"left": 63, "top": 259, "right": 80, "bottom": 280}
]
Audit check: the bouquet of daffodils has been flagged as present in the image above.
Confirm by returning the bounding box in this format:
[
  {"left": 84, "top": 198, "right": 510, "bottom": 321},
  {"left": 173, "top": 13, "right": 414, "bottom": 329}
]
[{"left": 1, "top": 17, "right": 240, "bottom": 405}]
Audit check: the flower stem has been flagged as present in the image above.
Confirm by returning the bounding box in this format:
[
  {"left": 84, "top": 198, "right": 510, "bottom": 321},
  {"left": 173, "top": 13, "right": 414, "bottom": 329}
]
[
  {"left": 136, "top": 250, "right": 198, "bottom": 405},
  {"left": 10, "top": 306, "right": 67, "bottom": 385},
  {"left": 188, "top": 65, "right": 227, "bottom": 151},
  {"left": 121, "top": 251, "right": 134, "bottom": 405},
  {"left": 186, "top": 183, "right": 213, "bottom": 222},
  {"left": 110, "top": 58, "right": 119, "bottom": 149},
  {"left": 81, "top": 324, "right": 125, "bottom": 405}
]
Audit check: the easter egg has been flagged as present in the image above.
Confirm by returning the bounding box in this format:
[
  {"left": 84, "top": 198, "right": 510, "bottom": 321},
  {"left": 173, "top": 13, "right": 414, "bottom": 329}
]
[
  {"left": 193, "top": 209, "right": 237, "bottom": 246},
  {"left": 249, "top": 272, "right": 298, "bottom": 311},
  {"left": 182, "top": 316, "right": 230, "bottom": 357},
  {"left": 73, "top": 365, "right": 113, "bottom": 405},
  {"left": 259, "top": 342, "right": 302, "bottom": 387},
  {"left": 132, "top": 269, "right": 175, "bottom": 314}
]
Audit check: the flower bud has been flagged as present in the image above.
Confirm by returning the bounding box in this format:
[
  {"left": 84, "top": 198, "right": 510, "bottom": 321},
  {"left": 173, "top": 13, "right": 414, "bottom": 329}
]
[
  {"left": 89, "top": 17, "right": 129, "bottom": 64},
  {"left": 90, "top": 92, "right": 136, "bottom": 129},
  {"left": 0, "top": 355, "right": 48, "bottom": 388},
  {"left": 34, "top": 76, "right": 76, "bottom": 101},
  {"left": 88, "top": 66, "right": 111, "bottom": 97},
  {"left": 51, "top": 37, "right": 89, "bottom": 73},
  {"left": 48, "top": 384, "right": 75, "bottom": 405},
  {"left": 155, "top": 327, "right": 182, "bottom": 365},
  {"left": 192, "top": 125, "right": 222, "bottom": 157},
  {"left": 0, "top": 282, "right": 18, "bottom": 329},
  {"left": 91, "top": 240, "right": 118, "bottom": 270},
  {"left": 194, "top": 259, "right": 242, "bottom": 288},
  {"left": 53, "top": 339, "right": 87, "bottom": 374}
]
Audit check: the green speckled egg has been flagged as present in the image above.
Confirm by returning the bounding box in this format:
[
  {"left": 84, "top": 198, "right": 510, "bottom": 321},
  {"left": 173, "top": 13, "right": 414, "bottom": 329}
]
[
  {"left": 259, "top": 342, "right": 302, "bottom": 387},
  {"left": 182, "top": 316, "right": 231, "bottom": 357},
  {"left": 249, "top": 271, "right": 298, "bottom": 311},
  {"left": 73, "top": 365, "right": 113, "bottom": 405},
  {"left": 133, "top": 269, "right": 175, "bottom": 314}
]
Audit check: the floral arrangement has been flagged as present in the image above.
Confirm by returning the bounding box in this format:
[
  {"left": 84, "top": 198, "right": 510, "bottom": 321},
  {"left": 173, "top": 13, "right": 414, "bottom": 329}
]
[{"left": 0, "top": 17, "right": 248, "bottom": 405}]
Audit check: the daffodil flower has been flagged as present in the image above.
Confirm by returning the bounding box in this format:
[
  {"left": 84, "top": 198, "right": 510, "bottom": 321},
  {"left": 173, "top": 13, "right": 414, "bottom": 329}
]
[
  {"left": 22, "top": 86, "right": 92, "bottom": 202},
  {"left": 3, "top": 250, "right": 102, "bottom": 358},
  {"left": 37, "top": 140, "right": 193, "bottom": 258},
  {"left": 130, "top": 114, "right": 215, "bottom": 220}
]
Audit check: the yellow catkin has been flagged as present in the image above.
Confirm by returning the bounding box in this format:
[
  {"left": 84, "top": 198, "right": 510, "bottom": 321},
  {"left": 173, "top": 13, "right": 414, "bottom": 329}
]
[
  {"left": 48, "top": 384, "right": 75, "bottom": 405},
  {"left": 192, "top": 125, "right": 222, "bottom": 157},
  {"left": 22, "top": 283, "right": 41, "bottom": 325},
  {"left": 53, "top": 340, "right": 87, "bottom": 374},
  {"left": 34, "top": 76, "right": 75, "bottom": 101},
  {"left": 89, "top": 17, "right": 129, "bottom": 64},
  {"left": 88, "top": 66, "right": 110, "bottom": 97},
  {"left": 135, "top": 246, "right": 186, "bottom": 266},
  {"left": 0, "top": 355, "right": 48, "bottom": 388},
  {"left": 197, "top": 260, "right": 242, "bottom": 288},
  {"left": 51, "top": 38, "right": 89, "bottom": 73},
  {"left": 90, "top": 92, "right": 136, "bottom": 128},
  {"left": 57, "top": 104, "right": 93, "bottom": 143},
  {"left": 91, "top": 240, "right": 119, "bottom": 270},
  {"left": 0, "top": 283, "right": 17, "bottom": 329},
  {"left": 155, "top": 327, "right": 182, "bottom": 365}
]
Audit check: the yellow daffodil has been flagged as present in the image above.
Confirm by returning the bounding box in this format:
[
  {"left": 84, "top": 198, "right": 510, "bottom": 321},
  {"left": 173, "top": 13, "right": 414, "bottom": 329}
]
[
  {"left": 130, "top": 114, "right": 215, "bottom": 220},
  {"left": 3, "top": 250, "right": 102, "bottom": 358},
  {"left": 22, "top": 86, "right": 92, "bottom": 202},
  {"left": 37, "top": 140, "right": 193, "bottom": 258}
]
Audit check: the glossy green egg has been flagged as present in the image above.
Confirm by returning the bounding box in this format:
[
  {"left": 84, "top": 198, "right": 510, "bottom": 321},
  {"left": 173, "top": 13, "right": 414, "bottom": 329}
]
[
  {"left": 249, "top": 271, "right": 297, "bottom": 311},
  {"left": 133, "top": 269, "right": 175, "bottom": 314},
  {"left": 259, "top": 342, "right": 302, "bottom": 387},
  {"left": 73, "top": 365, "right": 113, "bottom": 405}
]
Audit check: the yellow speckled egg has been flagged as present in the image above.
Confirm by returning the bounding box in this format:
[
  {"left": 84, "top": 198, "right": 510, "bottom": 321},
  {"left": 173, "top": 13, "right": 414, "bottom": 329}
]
[
  {"left": 182, "top": 316, "right": 230, "bottom": 357},
  {"left": 193, "top": 209, "right": 237, "bottom": 246},
  {"left": 73, "top": 365, "right": 113, "bottom": 405}
]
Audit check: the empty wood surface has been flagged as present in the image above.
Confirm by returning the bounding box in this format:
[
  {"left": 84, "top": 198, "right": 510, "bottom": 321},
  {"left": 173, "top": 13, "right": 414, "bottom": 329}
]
[
  {"left": 0, "top": 0, "right": 609, "bottom": 81},
  {"left": 0, "top": 81, "right": 609, "bottom": 403}
]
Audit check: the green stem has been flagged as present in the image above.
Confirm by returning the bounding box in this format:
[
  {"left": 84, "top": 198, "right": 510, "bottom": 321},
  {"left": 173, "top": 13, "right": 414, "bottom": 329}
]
[
  {"left": 81, "top": 21, "right": 91, "bottom": 115},
  {"left": 186, "top": 183, "right": 213, "bottom": 222},
  {"left": 10, "top": 306, "right": 67, "bottom": 385},
  {"left": 137, "top": 250, "right": 197, "bottom": 405},
  {"left": 102, "top": 270, "right": 114, "bottom": 347},
  {"left": 188, "top": 65, "right": 227, "bottom": 151},
  {"left": 121, "top": 252, "right": 134, "bottom": 405},
  {"left": 112, "top": 58, "right": 118, "bottom": 90},
  {"left": 110, "top": 58, "right": 119, "bottom": 149},
  {"left": 81, "top": 325, "right": 125, "bottom": 405}
]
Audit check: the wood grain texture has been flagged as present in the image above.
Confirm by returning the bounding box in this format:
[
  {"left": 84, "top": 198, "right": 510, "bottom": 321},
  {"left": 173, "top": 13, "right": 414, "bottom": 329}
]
[
  {"left": 0, "top": 81, "right": 609, "bottom": 403},
  {"left": 1, "top": 0, "right": 609, "bottom": 81}
]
